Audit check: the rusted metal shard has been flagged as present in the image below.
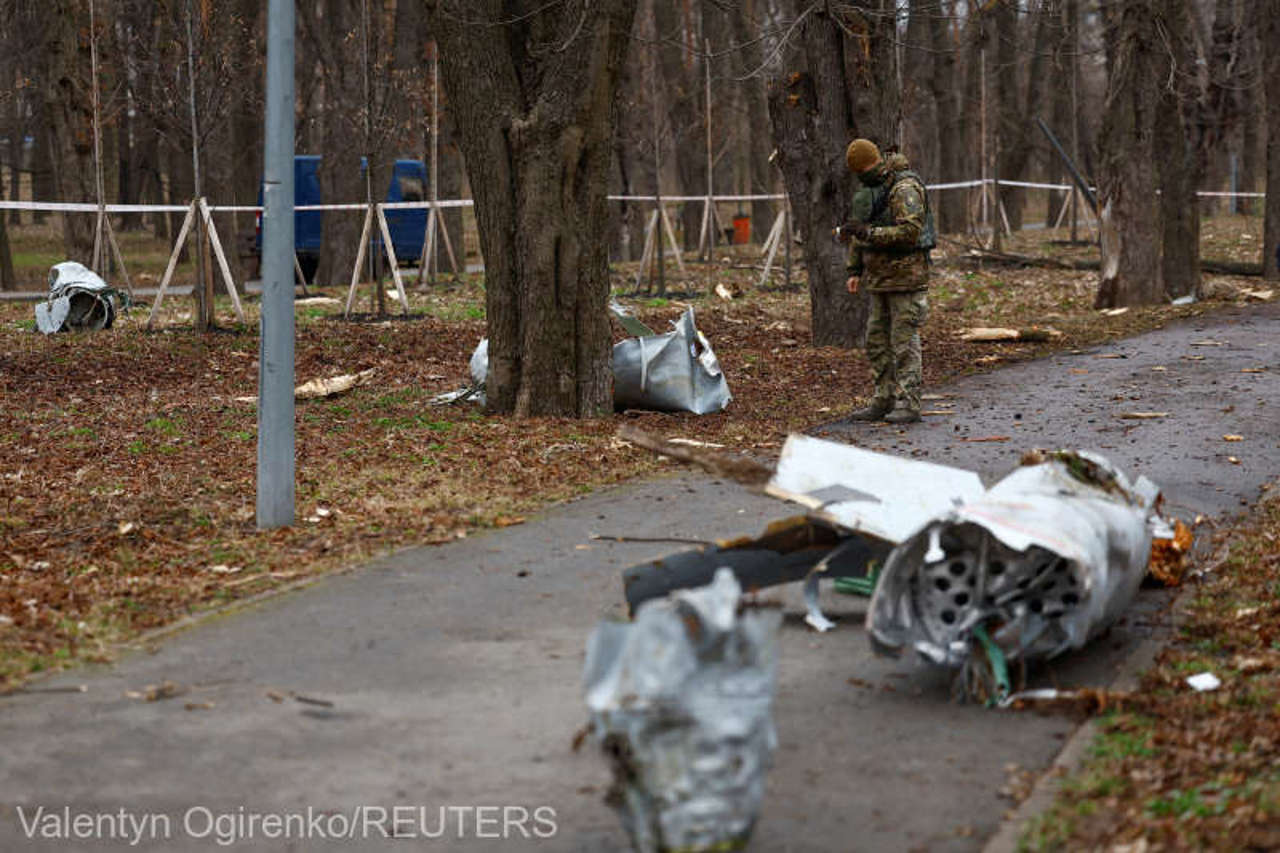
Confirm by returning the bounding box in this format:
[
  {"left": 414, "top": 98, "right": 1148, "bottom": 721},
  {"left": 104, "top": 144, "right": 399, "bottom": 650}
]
[{"left": 585, "top": 569, "right": 780, "bottom": 853}]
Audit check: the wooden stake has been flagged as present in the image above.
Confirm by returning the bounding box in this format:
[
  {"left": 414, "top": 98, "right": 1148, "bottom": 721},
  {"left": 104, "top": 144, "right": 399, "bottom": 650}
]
[
  {"left": 147, "top": 200, "right": 198, "bottom": 329},
  {"left": 199, "top": 197, "right": 246, "bottom": 322},
  {"left": 376, "top": 204, "right": 410, "bottom": 314},
  {"left": 658, "top": 204, "right": 686, "bottom": 273},
  {"left": 344, "top": 205, "right": 375, "bottom": 317},
  {"left": 634, "top": 209, "right": 658, "bottom": 291},
  {"left": 102, "top": 214, "right": 134, "bottom": 297},
  {"left": 755, "top": 208, "right": 787, "bottom": 288}
]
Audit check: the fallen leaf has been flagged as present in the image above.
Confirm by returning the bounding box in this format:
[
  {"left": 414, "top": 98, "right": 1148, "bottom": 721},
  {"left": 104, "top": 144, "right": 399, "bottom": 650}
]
[
  {"left": 1223, "top": 435, "right": 1244, "bottom": 442},
  {"left": 1227, "top": 456, "right": 1241, "bottom": 465},
  {"left": 1148, "top": 519, "right": 1193, "bottom": 586},
  {"left": 1101, "top": 307, "right": 1129, "bottom": 316},
  {"left": 1118, "top": 412, "right": 1169, "bottom": 419},
  {"left": 960, "top": 435, "right": 1010, "bottom": 443},
  {"left": 1190, "top": 339, "right": 1224, "bottom": 347}
]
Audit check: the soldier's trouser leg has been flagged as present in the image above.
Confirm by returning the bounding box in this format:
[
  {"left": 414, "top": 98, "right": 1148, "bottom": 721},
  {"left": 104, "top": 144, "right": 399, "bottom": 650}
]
[
  {"left": 886, "top": 290, "right": 929, "bottom": 412},
  {"left": 865, "top": 292, "right": 895, "bottom": 406}
]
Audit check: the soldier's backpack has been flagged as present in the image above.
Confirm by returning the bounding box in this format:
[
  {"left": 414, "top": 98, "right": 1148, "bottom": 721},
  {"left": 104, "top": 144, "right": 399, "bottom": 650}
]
[{"left": 867, "top": 170, "right": 936, "bottom": 253}]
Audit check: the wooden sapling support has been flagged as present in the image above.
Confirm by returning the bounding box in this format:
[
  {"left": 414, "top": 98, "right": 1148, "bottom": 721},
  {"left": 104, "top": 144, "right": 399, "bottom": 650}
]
[
  {"left": 147, "top": 198, "right": 244, "bottom": 328},
  {"left": 344, "top": 204, "right": 410, "bottom": 317}
]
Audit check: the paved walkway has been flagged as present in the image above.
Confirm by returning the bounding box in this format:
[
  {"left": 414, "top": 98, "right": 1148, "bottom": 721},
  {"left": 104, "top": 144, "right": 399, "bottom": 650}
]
[{"left": 1, "top": 301, "right": 1276, "bottom": 851}]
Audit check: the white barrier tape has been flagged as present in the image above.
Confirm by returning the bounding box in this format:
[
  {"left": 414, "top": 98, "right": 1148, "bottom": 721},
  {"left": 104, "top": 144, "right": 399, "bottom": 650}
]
[
  {"left": 923, "top": 180, "right": 986, "bottom": 191},
  {"left": 608, "top": 194, "right": 787, "bottom": 203},
  {"left": 4, "top": 184, "right": 1266, "bottom": 216},
  {"left": 0, "top": 200, "right": 190, "bottom": 213},
  {"left": 995, "top": 179, "right": 1073, "bottom": 191},
  {"left": 1196, "top": 190, "right": 1265, "bottom": 198},
  {"left": 378, "top": 199, "right": 475, "bottom": 210}
]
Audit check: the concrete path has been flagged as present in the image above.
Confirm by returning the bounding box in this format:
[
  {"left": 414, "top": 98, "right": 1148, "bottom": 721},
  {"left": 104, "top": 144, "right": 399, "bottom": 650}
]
[{"left": 1, "top": 301, "right": 1276, "bottom": 852}]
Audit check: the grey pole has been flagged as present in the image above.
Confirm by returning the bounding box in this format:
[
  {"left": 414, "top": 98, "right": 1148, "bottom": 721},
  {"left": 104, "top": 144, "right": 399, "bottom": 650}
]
[{"left": 257, "top": 0, "right": 295, "bottom": 529}]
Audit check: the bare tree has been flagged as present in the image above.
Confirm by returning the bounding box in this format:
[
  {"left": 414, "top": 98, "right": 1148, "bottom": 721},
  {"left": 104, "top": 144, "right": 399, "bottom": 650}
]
[
  {"left": 425, "top": 0, "right": 638, "bottom": 417},
  {"left": 767, "top": 0, "right": 898, "bottom": 348}
]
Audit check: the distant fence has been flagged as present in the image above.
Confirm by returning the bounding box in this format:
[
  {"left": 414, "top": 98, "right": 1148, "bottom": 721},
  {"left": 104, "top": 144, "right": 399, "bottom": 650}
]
[{"left": 0, "top": 178, "right": 1266, "bottom": 317}]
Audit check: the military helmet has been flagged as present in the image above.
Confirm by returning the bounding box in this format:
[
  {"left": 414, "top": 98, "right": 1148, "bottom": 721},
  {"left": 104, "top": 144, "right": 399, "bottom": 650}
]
[{"left": 846, "top": 138, "right": 883, "bottom": 174}]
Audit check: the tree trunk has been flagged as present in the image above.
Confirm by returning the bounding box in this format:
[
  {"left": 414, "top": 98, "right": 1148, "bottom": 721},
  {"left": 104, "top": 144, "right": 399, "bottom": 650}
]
[
  {"left": 0, "top": 164, "right": 15, "bottom": 290},
  {"left": 728, "top": 0, "right": 775, "bottom": 240},
  {"left": 996, "top": 0, "right": 1053, "bottom": 232},
  {"left": 7, "top": 89, "right": 23, "bottom": 226},
  {"left": 311, "top": 0, "right": 388, "bottom": 294},
  {"left": 227, "top": 0, "right": 263, "bottom": 284},
  {"left": 42, "top": 0, "right": 97, "bottom": 260},
  {"left": 1154, "top": 0, "right": 1201, "bottom": 301},
  {"left": 1264, "top": 0, "right": 1280, "bottom": 279},
  {"left": 767, "top": 2, "right": 892, "bottom": 348},
  {"left": 929, "top": 0, "right": 966, "bottom": 234},
  {"left": 1095, "top": 0, "right": 1163, "bottom": 307},
  {"left": 1237, "top": 0, "right": 1261, "bottom": 216},
  {"left": 427, "top": 0, "right": 636, "bottom": 417}
]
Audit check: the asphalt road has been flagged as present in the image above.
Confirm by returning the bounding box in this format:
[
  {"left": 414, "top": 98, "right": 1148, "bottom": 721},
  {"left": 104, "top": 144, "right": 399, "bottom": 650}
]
[{"left": 1, "top": 300, "right": 1276, "bottom": 852}]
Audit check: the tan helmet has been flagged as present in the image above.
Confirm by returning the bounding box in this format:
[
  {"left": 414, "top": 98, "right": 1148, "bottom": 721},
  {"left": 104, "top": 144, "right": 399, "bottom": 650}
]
[{"left": 846, "top": 138, "right": 882, "bottom": 174}]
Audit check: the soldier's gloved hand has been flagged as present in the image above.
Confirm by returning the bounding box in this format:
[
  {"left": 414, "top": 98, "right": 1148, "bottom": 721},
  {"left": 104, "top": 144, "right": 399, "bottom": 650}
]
[{"left": 848, "top": 221, "right": 870, "bottom": 241}]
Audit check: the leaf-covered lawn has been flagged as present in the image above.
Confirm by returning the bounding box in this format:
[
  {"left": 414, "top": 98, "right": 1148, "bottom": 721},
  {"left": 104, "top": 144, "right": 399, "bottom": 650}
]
[{"left": 1020, "top": 491, "right": 1280, "bottom": 850}]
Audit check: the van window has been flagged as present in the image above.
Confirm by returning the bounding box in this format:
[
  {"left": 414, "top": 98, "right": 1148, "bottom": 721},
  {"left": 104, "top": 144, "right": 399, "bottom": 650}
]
[{"left": 398, "top": 175, "right": 424, "bottom": 203}]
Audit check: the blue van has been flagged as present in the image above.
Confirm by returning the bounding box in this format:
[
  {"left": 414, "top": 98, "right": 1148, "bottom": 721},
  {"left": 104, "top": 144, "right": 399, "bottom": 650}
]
[{"left": 254, "top": 156, "right": 429, "bottom": 281}]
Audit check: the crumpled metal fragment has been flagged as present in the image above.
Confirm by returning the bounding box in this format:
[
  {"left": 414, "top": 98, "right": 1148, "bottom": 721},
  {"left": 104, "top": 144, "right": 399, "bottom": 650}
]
[
  {"left": 584, "top": 568, "right": 779, "bottom": 853},
  {"left": 612, "top": 307, "right": 731, "bottom": 414},
  {"left": 35, "top": 262, "right": 118, "bottom": 334},
  {"left": 867, "top": 449, "right": 1164, "bottom": 668}
]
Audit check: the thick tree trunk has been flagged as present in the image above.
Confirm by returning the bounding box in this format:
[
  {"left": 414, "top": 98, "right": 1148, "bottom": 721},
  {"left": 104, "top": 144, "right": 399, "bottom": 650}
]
[
  {"left": 1095, "top": 0, "right": 1163, "bottom": 307},
  {"left": 1264, "top": 0, "right": 1280, "bottom": 279},
  {"left": 428, "top": 0, "right": 636, "bottom": 417},
  {"left": 767, "top": 2, "right": 889, "bottom": 348}
]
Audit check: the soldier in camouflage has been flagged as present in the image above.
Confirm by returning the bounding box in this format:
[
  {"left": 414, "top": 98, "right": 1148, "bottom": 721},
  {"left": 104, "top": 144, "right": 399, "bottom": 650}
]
[{"left": 841, "top": 139, "right": 932, "bottom": 425}]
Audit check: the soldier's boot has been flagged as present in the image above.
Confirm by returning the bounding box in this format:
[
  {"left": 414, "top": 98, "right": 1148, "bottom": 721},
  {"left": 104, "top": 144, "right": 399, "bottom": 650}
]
[
  {"left": 884, "top": 404, "right": 921, "bottom": 425},
  {"left": 846, "top": 398, "right": 893, "bottom": 421}
]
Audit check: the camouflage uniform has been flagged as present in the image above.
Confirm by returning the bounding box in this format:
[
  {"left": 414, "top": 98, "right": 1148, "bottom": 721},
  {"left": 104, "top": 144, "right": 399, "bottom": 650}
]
[{"left": 847, "top": 152, "right": 931, "bottom": 417}]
